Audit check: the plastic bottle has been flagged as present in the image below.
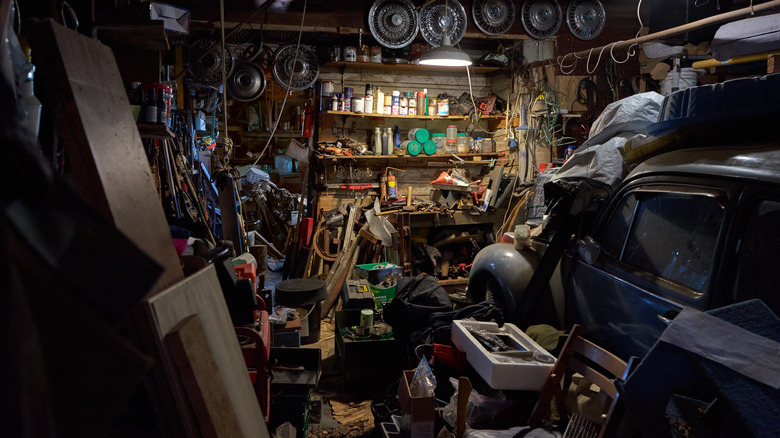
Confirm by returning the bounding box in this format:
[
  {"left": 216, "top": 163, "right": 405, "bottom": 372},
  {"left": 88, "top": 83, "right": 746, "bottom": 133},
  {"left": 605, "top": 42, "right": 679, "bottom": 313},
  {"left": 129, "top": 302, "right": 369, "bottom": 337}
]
[
  {"left": 365, "top": 94, "right": 374, "bottom": 115},
  {"left": 382, "top": 127, "right": 395, "bottom": 155},
  {"left": 394, "top": 126, "right": 402, "bottom": 155},
  {"left": 382, "top": 127, "right": 390, "bottom": 155},
  {"left": 373, "top": 127, "right": 382, "bottom": 155},
  {"left": 375, "top": 88, "right": 384, "bottom": 115}
]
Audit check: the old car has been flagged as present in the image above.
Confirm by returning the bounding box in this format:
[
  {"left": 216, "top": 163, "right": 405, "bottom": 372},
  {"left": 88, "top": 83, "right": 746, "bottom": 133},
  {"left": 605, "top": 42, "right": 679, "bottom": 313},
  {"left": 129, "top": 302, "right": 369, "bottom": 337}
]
[{"left": 467, "top": 74, "right": 780, "bottom": 360}]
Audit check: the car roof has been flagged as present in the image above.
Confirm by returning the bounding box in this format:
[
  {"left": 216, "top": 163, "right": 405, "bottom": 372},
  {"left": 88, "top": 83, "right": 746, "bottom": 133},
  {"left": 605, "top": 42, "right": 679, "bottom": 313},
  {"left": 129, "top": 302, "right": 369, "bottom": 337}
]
[{"left": 627, "top": 143, "right": 780, "bottom": 186}]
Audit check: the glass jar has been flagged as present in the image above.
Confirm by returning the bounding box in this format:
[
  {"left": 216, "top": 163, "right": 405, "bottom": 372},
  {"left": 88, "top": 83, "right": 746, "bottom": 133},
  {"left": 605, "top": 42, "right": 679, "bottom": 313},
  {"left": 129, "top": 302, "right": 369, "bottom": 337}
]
[
  {"left": 431, "top": 133, "right": 446, "bottom": 153},
  {"left": 456, "top": 133, "right": 469, "bottom": 154}
]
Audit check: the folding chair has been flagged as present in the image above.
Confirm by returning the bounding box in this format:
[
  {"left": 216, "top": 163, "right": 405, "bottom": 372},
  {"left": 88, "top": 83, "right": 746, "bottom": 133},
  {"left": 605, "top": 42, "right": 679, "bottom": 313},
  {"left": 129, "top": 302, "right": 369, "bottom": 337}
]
[{"left": 529, "top": 324, "right": 636, "bottom": 438}]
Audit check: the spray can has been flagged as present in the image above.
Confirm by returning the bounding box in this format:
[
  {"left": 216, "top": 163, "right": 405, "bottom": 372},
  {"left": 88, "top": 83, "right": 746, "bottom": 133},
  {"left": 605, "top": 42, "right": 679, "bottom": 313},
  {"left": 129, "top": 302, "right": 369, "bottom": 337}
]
[
  {"left": 387, "top": 173, "right": 397, "bottom": 199},
  {"left": 394, "top": 126, "right": 402, "bottom": 155}
]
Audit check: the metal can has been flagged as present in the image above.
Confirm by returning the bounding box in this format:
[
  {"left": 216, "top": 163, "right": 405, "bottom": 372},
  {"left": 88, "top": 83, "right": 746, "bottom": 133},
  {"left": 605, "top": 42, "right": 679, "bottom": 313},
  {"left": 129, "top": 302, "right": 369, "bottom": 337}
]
[
  {"left": 344, "top": 46, "right": 357, "bottom": 62},
  {"left": 352, "top": 97, "right": 364, "bottom": 113},
  {"left": 370, "top": 46, "right": 382, "bottom": 63},
  {"left": 365, "top": 83, "right": 374, "bottom": 97},
  {"left": 322, "top": 81, "right": 335, "bottom": 96},
  {"left": 359, "top": 309, "right": 374, "bottom": 327},
  {"left": 437, "top": 99, "right": 449, "bottom": 116},
  {"left": 387, "top": 174, "right": 397, "bottom": 198},
  {"left": 329, "top": 46, "right": 341, "bottom": 61}
]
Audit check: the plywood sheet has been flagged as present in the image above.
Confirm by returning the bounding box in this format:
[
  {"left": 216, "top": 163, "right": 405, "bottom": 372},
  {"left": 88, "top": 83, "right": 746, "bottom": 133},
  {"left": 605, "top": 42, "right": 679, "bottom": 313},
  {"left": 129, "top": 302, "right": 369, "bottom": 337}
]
[
  {"left": 144, "top": 265, "right": 270, "bottom": 438},
  {"left": 28, "top": 19, "right": 182, "bottom": 294},
  {"left": 165, "top": 315, "right": 243, "bottom": 438}
]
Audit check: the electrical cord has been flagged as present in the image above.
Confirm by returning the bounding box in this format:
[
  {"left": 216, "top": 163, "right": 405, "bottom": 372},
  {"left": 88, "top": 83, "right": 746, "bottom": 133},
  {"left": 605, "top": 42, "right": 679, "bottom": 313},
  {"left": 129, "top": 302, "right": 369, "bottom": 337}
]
[
  {"left": 576, "top": 78, "right": 598, "bottom": 136},
  {"left": 241, "top": 0, "right": 309, "bottom": 177},
  {"left": 557, "top": 0, "right": 644, "bottom": 75}
]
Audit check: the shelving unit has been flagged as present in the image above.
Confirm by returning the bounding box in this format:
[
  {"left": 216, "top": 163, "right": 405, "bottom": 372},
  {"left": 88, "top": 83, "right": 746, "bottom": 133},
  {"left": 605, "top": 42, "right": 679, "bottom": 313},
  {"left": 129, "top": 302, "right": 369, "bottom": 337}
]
[
  {"left": 319, "top": 153, "right": 504, "bottom": 160},
  {"left": 322, "top": 61, "right": 501, "bottom": 75},
  {"left": 324, "top": 110, "right": 502, "bottom": 120}
]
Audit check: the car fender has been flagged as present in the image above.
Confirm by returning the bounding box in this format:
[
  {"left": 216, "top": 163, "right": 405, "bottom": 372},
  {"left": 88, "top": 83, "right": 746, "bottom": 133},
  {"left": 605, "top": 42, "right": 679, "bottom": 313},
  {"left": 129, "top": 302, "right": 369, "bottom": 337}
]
[{"left": 467, "top": 242, "right": 539, "bottom": 317}]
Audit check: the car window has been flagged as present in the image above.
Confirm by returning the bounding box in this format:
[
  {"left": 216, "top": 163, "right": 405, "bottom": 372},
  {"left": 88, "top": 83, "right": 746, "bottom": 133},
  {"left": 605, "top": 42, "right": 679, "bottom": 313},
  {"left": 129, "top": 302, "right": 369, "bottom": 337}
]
[
  {"left": 600, "top": 188, "right": 725, "bottom": 293},
  {"left": 733, "top": 200, "right": 780, "bottom": 312},
  {"left": 601, "top": 193, "right": 637, "bottom": 259}
]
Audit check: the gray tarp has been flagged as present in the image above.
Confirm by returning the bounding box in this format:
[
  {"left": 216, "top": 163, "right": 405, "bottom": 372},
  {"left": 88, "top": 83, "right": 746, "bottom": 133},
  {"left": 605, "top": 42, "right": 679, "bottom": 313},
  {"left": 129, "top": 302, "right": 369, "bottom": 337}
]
[{"left": 547, "top": 92, "right": 665, "bottom": 216}]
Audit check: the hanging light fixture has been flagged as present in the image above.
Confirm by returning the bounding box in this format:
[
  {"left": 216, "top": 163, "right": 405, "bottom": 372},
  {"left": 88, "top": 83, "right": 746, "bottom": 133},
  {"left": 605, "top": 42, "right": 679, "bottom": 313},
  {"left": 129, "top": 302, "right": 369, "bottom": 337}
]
[
  {"left": 419, "top": 35, "right": 472, "bottom": 66},
  {"left": 419, "top": 0, "right": 472, "bottom": 66}
]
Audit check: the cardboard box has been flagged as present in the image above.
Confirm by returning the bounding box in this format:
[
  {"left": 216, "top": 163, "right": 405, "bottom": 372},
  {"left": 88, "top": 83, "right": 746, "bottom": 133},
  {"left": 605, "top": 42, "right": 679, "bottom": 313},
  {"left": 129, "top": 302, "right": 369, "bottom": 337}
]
[
  {"left": 149, "top": 2, "right": 190, "bottom": 34},
  {"left": 355, "top": 263, "right": 403, "bottom": 285},
  {"left": 397, "top": 370, "right": 435, "bottom": 438},
  {"left": 334, "top": 311, "right": 401, "bottom": 389},
  {"left": 354, "top": 263, "right": 403, "bottom": 308},
  {"left": 451, "top": 320, "right": 556, "bottom": 391}
]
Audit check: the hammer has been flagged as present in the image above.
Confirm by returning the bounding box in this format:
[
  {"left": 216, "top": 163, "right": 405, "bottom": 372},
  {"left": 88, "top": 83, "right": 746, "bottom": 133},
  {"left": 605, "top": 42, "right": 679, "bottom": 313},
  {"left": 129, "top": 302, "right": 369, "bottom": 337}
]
[{"left": 403, "top": 186, "right": 415, "bottom": 212}]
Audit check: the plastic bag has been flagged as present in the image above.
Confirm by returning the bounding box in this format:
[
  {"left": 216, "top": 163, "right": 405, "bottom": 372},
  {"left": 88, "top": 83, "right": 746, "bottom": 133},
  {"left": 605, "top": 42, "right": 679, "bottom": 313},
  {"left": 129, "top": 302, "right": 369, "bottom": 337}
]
[
  {"left": 410, "top": 355, "right": 436, "bottom": 398},
  {"left": 442, "top": 378, "right": 513, "bottom": 430}
]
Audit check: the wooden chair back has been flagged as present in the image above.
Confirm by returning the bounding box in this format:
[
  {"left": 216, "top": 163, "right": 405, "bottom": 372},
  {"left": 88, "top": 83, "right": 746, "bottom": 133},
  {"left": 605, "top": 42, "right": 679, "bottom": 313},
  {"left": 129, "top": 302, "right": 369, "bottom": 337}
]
[{"left": 529, "top": 324, "right": 633, "bottom": 438}]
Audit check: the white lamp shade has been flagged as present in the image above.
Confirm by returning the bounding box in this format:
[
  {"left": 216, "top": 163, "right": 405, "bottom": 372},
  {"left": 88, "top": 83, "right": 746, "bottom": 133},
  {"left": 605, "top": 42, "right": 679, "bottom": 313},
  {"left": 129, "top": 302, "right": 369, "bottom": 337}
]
[{"left": 419, "top": 35, "right": 472, "bottom": 67}]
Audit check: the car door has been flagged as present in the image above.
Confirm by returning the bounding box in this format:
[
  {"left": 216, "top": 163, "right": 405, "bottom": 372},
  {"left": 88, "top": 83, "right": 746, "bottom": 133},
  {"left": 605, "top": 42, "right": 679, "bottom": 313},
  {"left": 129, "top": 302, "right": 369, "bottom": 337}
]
[
  {"left": 724, "top": 188, "right": 780, "bottom": 315},
  {"left": 561, "top": 178, "right": 734, "bottom": 360}
]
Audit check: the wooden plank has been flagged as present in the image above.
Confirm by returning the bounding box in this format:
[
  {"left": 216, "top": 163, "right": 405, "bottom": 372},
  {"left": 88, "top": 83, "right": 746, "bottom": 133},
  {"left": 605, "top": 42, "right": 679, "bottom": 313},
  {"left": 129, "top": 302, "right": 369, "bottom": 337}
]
[
  {"left": 144, "top": 265, "right": 270, "bottom": 438},
  {"left": 28, "top": 19, "right": 183, "bottom": 294},
  {"left": 769, "top": 54, "right": 778, "bottom": 74},
  {"left": 164, "top": 315, "right": 243, "bottom": 438}
]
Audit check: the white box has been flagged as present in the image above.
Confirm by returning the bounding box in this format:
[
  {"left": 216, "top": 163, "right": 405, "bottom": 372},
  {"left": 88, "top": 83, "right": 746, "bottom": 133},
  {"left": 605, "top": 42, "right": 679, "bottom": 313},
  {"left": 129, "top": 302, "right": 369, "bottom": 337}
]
[{"left": 451, "top": 320, "right": 556, "bottom": 390}]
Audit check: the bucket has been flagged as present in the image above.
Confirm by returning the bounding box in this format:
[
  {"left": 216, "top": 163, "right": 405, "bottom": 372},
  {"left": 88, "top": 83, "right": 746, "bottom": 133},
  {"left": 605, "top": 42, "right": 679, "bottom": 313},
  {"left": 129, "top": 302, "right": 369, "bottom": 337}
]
[
  {"left": 661, "top": 68, "right": 701, "bottom": 96},
  {"left": 298, "top": 301, "right": 322, "bottom": 344}
]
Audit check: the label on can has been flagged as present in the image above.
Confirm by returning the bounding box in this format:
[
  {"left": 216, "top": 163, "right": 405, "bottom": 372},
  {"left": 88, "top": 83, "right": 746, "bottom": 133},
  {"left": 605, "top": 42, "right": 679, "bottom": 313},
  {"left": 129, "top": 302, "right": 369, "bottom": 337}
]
[
  {"left": 387, "top": 175, "right": 397, "bottom": 198},
  {"left": 352, "top": 97, "right": 364, "bottom": 113},
  {"left": 437, "top": 99, "right": 449, "bottom": 116}
]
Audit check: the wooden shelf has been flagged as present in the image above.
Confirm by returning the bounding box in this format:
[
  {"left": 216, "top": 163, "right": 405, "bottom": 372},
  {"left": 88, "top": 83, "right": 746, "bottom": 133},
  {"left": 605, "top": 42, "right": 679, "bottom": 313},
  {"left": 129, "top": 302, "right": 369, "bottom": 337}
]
[
  {"left": 235, "top": 130, "right": 309, "bottom": 139},
  {"left": 320, "top": 152, "right": 503, "bottom": 160},
  {"left": 324, "top": 110, "right": 502, "bottom": 120},
  {"left": 94, "top": 24, "right": 169, "bottom": 52},
  {"left": 137, "top": 124, "right": 175, "bottom": 139},
  {"left": 430, "top": 183, "right": 479, "bottom": 193},
  {"left": 322, "top": 61, "right": 501, "bottom": 75}
]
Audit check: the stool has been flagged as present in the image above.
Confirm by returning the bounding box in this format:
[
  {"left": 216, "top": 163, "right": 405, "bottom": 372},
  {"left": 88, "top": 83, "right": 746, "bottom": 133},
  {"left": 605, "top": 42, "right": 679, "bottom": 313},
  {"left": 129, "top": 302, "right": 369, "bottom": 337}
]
[{"left": 275, "top": 278, "right": 327, "bottom": 344}]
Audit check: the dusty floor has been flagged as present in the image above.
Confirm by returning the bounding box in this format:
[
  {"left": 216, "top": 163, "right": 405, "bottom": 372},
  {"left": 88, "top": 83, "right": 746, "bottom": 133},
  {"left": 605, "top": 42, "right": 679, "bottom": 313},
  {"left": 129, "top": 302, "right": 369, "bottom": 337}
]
[
  {"left": 277, "top": 318, "right": 381, "bottom": 438},
  {"left": 266, "top": 269, "right": 383, "bottom": 438}
]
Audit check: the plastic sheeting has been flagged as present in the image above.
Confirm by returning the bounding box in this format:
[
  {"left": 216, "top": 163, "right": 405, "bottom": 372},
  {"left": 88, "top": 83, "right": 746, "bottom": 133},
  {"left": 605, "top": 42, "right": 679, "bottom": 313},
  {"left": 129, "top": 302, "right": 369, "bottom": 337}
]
[{"left": 546, "top": 92, "right": 665, "bottom": 216}]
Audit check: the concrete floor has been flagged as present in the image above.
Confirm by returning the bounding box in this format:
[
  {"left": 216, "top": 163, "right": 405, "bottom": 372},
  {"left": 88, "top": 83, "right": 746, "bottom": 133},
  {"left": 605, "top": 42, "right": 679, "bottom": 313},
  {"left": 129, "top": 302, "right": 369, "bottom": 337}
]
[{"left": 265, "top": 266, "right": 382, "bottom": 438}]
